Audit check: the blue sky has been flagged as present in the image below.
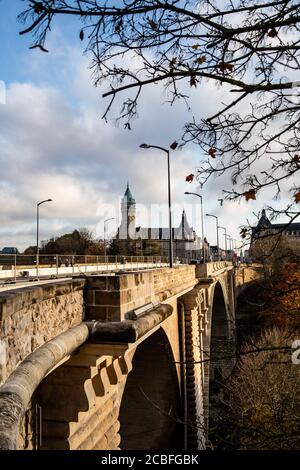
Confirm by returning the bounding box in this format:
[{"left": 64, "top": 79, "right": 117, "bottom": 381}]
[
  {"left": 0, "top": 1, "right": 290, "bottom": 252},
  {"left": 0, "top": 2, "right": 29, "bottom": 83},
  {"left": 0, "top": 1, "right": 83, "bottom": 98}
]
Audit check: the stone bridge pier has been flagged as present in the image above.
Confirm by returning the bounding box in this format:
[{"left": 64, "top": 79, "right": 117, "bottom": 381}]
[{"left": 0, "top": 261, "right": 249, "bottom": 451}]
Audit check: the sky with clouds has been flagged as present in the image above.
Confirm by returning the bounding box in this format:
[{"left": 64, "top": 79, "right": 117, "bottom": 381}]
[{"left": 0, "top": 1, "right": 293, "bottom": 252}]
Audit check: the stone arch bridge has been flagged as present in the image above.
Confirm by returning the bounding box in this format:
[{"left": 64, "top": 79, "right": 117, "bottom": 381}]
[{"left": 0, "top": 262, "right": 261, "bottom": 450}]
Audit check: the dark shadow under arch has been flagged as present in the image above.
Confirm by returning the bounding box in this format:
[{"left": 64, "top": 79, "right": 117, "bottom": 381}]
[
  {"left": 211, "top": 282, "right": 228, "bottom": 338},
  {"left": 208, "top": 282, "right": 234, "bottom": 447},
  {"left": 209, "top": 282, "right": 229, "bottom": 386},
  {"left": 119, "top": 328, "right": 182, "bottom": 450}
]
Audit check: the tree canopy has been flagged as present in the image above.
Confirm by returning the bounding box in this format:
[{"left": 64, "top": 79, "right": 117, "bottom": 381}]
[
  {"left": 28, "top": 228, "right": 105, "bottom": 255},
  {"left": 18, "top": 1, "right": 300, "bottom": 223}
]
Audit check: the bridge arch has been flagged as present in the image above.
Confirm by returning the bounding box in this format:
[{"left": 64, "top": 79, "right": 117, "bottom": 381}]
[
  {"left": 206, "top": 281, "right": 235, "bottom": 446},
  {"left": 206, "top": 281, "right": 231, "bottom": 385},
  {"left": 119, "top": 327, "right": 182, "bottom": 450},
  {"left": 210, "top": 281, "right": 229, "bottom": 339}
]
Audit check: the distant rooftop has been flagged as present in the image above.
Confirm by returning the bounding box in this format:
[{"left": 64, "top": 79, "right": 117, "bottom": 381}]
[{"left": 254, "top": 209, "right": 300, "bottom": 234}]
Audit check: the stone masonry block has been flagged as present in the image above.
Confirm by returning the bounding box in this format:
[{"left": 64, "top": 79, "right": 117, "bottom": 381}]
[
  {"left": 94, "top": 291, "right": 120, "bottom": 306},
  {"left": 86, "top": 306, "right": 108, "bottom": 321},
  {"left": 87, "top": 278, "right": 107, "bottom": 290},
  {"left": 106, "top": 307, "right": 122, "bottom": 322},
  {"left": 42, "top": 285, "right": 57, "bottom": 301},
  {"left": 119, "top": 276, "right": 128, "bottom": 290},
  {"left": 85, "top": 290, "right": 95, "bottom": 306},
  {"left": 120, "top": 290, "right": 132, "bottom": 304},
  {"left": 106, "top": 277, "right": 121, "bottom": 291},
  {"left": 55, "top": 284, "right": 72, "bottom": 297}
]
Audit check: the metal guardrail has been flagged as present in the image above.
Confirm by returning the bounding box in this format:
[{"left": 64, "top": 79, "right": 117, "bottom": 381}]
[
  {"left": 0, "top": 253, "right": 238, "bottom": 284},
  {"left": 0, "top": 254, "right": 171, "bottom": 281}
]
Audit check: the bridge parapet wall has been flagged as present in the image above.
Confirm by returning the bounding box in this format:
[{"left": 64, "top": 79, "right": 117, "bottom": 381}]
[
  {"left": 196, "top": 261, "right": 233, "bottom": 279},
  {"left": 0, "top": 279, "right": 85, "bottom": 386},
  {"left": 0, "top": 266, "right": 197, "bottom": 386},
  {"left": 235, "top": 264, "right": 265, "bottom": 295},
  {"left": 86, "top": 265, "right": 198, "bottom": 322}
]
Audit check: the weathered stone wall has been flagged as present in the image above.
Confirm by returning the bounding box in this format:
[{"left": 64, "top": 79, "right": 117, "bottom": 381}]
[
  {"left": 86, "top": 265, "right": 197, "bottom": 321},
  {"left": 35, "top": 344, "right": 133, "bottom": 450},
  {"left": 196, "top": 261, "right": 232, "bottom": 278},
  {"left": 180, "top": 286, "right": 207, "bottom": 450},
  {"left": 35, "top": 312, "right": 182, "bottom": 451},
  {"left": 153, "top": 265, "right": 197, "bottom": 300},
  {"left": 235, "top": 264, "right": 264, "bottom": 295},
  {"left": 0, "top": 279, "right": 85, "bottom": 386}
]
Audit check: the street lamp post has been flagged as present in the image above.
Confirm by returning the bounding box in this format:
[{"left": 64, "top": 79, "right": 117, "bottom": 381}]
[
  {"left": 104, "top": 218, "right": 115, "bottom": 263},
  {"left": 184, "top": 191, "right": 206, "bottom": 263},
  {"left": 205, "top": 213, "right": 220, "bottom": 261},
  {"left": 36, "top": 199, "right": 52, "bottom": 279},
  {"left": 226, "top": 235, "right": 233, "bottom": 259},
  {"left": 218, "top": 225, "right": 227, "bottom": 260},
  {"left": 140, "top": 143, "right": 173, "bottom": 268}
]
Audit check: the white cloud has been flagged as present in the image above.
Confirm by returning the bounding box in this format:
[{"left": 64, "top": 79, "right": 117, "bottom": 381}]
[{"left": 0, "top": 26, "right": 296, "bottom": 252}]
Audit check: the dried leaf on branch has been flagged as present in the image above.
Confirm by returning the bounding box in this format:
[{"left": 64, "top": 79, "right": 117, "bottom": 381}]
[
  {"left": 244, "top": 190, "right": 256, "bottom": 201},
  {"left": 185, "top": 174, "right": 194, "bottom": 183},
  {"left": 208, "top": 148, "right": 217, "bottom": 158}
]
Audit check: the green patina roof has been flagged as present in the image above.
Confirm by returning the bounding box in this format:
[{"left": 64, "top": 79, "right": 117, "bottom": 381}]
[{"left": 124, "top": 183, "right": 135, "bottom": 204}]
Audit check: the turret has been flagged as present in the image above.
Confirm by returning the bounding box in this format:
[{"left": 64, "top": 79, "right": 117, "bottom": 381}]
[{"left": 119, "top": 183, "right": 136, "bottom": 239}]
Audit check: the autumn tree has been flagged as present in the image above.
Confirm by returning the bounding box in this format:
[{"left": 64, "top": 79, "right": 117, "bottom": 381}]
[
  {"left": 38, "top": 228, "right": 104, "bottom": 255},
  {"left": 108, "top": 238, "right": 161, "bottom": 256},
  {"left": 209, "top": 262, "right": 300, "bottom": 450},
  {"left": 18, "top": 0, "right": 300, "bottom": 221},
  {"left": 258, "top": 262, "right": 300, "bottom": 329},
  {"left": 23, "top": 245, "right": 37, "bottom": 255},
  {"left": 107, "top": 238, "right": 124, "bottom": 256},
  {"left": 210, "top": 327, "right": 300, "bottom": 450},
  {"left": 139, "top": 238, "right": 162, "bottom": 256}
]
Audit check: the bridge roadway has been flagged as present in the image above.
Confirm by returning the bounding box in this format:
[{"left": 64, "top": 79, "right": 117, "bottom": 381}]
[{"left": 0, "top": 260, "right": 170, "bottom": 291}]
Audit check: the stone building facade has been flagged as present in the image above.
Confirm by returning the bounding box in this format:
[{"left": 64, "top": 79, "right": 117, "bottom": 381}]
[
  {"left": 250, "top": 209, "right": 300, "bottom": 262},
  {"left": 115, "top": 184, "right": 204, "bottom": 259}
]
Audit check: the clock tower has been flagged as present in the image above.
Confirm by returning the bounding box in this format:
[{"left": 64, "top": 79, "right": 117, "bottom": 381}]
[{"left": 119, "top": 183, "right": 136, "bottom": 240}]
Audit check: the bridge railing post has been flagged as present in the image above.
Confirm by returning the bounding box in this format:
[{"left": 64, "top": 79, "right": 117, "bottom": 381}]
[{"left": 14, "top": 253, "right": 17, "bottom": 282}]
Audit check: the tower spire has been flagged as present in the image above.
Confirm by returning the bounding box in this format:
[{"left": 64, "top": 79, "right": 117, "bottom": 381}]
[
  {"left": 257, "top": 208, "right": 271, "bottom": 228},
  {"left": 120, "top": 182, "right": 136, "bottom": 240},
  {"left": 123, "top": 182, "right": 135, "bottom": 204}
]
